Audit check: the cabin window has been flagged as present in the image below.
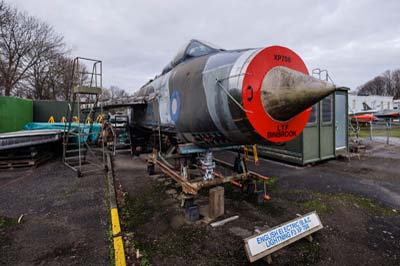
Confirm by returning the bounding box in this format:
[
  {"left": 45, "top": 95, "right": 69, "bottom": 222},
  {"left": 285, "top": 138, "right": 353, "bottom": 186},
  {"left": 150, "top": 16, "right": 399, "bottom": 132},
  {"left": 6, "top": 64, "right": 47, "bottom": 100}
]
[
  {"left": 322, "top": 95, "right": 332, "bottom": 124},
  {"left": 307, "top": 104, "right": 318, "bottom": 126}
]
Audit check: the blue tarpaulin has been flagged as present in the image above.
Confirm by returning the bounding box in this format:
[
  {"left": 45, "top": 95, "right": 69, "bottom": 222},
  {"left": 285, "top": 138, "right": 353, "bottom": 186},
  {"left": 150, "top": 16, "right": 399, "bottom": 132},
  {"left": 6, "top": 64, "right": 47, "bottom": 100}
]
[{"left": 23, "top": 122, "right": 101, "bottom": 142}]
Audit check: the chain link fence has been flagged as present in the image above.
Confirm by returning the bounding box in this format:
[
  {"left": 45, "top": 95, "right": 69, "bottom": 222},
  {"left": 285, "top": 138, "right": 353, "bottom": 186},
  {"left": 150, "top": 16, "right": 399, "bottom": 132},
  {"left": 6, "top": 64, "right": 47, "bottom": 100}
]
[{"left": 349, "top": 119, "right": 400, "bottom": 144}]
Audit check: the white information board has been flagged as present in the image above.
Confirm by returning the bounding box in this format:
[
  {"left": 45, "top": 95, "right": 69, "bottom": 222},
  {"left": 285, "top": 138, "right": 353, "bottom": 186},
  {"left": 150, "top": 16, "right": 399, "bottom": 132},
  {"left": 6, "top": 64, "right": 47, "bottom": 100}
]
[{"left": 244, "top": 211, "right": 323, "bottom": 262}]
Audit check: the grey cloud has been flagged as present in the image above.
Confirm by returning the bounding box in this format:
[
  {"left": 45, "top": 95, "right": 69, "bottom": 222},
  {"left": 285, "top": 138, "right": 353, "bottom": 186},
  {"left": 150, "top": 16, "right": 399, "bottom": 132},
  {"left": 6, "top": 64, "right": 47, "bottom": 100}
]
[{"left": 11, "top": 0, "right": 400, "bottom": 92}]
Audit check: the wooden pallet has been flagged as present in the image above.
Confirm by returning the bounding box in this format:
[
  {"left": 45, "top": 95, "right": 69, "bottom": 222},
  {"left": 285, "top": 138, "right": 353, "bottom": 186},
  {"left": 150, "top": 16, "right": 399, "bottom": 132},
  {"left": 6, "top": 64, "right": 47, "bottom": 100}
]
[{"left": 0, "top": 152, "right": 52, "bottom": 170}]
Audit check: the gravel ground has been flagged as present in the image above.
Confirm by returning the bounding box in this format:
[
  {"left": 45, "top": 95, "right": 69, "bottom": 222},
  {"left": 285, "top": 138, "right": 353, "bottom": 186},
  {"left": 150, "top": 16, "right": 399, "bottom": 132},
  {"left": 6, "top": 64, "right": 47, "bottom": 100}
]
[
  {"left": 0, "top": 159, "right": 110, "bottom": 266},
  {"left": 358, "top": 137, "right": 400, "bottom": 159},
  {"left": 114, "top": 144, "right": 400, "bottom": 266},
  {"left": 216, "top": 149, "right": 400, "bottom": 209}
]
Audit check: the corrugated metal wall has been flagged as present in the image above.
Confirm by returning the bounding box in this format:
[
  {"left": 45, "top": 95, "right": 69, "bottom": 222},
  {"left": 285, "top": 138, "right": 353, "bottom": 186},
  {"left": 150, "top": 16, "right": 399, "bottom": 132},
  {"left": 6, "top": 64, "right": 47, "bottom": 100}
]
[{"left": 0, "top": 96, "right": 33, "bottom": 133}]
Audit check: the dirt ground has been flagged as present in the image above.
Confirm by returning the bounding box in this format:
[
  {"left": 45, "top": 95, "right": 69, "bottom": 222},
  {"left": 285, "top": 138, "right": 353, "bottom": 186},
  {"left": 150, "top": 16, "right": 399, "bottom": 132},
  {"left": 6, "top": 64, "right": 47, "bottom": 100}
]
[
  {"left": 114, "top": 142, "right": 400, "bottom": 266},
  {"left": 0, "top": 159, "right": 110, "bottom": 266}
]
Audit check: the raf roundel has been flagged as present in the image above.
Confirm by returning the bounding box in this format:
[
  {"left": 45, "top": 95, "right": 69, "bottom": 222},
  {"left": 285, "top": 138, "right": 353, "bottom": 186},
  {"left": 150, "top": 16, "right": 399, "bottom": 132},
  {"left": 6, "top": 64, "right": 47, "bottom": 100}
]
[{"left": 170, "top": 90, "right": 180, "bottom": 123}]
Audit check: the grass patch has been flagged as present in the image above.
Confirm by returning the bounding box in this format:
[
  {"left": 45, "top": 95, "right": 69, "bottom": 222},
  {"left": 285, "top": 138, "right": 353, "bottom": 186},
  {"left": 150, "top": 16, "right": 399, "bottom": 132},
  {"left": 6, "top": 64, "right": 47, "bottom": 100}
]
[
  {"left": 334, "top": 193, "right": 395, "bottom": 216},
  {"left": 303, "top": 199, "right": 333, "bottom": 214},
  {"left": 123, "top": 227, "right": 207, "bottom": 265},
  {"left": 139, "top": 257, "right": 151, "bottom": 266},
  {"left": 107, "top": 223, "right": 115, "bottom": 266},
  {"left": 156, "top": 226, "right": 207, "bottom": 258},
  {"left": 256, "top": 201, "right": 286, "bottom": 216},
  {"left": 266, "top": 176, "right": 278, "bottom": 190},
  {"left": 300, "top": 192, "right": 394, "bottom": 216},
  {"left": 0, "top": 216, "right": 16, "bottom": 231},
  {"left": 120, "top": 182, "right": 168, "bottom": 265},
  {"left": 62, "top": 186, "right": 79, "bottom": 199},
  {"left": 290, "top": 239, "right": 321, "bottom": 265},
  {"left": 355, "top": 127, "right": 400, "bottom": 138},
  {"left": 0, "top": 216, "right": 17, "bottom": 245},
  {"left": 121, "top": 182, "right": 166, "bottom": 230}
]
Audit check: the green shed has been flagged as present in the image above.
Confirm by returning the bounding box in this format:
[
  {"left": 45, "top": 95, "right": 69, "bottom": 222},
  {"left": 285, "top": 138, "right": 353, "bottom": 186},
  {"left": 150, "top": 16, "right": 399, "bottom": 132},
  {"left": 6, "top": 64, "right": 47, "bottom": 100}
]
[
  {"left": 0, "top": 96, "right": 33, "bottom": 133},
  {"left": 256, "top": 88, "right": 349, "bottom": 165}
]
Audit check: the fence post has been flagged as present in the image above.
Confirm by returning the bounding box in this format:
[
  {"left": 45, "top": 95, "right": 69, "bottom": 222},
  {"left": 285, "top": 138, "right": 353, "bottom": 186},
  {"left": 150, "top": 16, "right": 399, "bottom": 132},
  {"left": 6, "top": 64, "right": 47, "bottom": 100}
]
[{"left": 370, "top": 121, "right": 373, "bottom": 140}]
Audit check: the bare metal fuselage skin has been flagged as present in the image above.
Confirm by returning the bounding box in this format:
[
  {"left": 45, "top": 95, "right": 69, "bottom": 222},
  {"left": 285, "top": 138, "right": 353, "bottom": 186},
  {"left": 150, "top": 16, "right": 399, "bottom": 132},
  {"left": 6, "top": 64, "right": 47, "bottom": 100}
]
[{"left": 131, "top": 41, "right": 335, "bottom": 148}]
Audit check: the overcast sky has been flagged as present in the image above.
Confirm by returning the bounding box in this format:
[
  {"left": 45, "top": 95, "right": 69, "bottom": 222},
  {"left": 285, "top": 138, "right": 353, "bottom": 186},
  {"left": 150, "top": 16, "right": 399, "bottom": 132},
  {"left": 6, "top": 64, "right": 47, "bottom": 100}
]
[{"left": 11, "top": 0, "right": 400, "bottom": 94}]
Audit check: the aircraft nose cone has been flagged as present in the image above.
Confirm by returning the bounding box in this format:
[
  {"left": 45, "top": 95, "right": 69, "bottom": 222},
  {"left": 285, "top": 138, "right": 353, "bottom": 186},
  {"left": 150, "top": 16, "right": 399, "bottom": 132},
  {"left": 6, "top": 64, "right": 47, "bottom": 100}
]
[{"left": 261, "top": 66, "right": 336, "bottom": 121}]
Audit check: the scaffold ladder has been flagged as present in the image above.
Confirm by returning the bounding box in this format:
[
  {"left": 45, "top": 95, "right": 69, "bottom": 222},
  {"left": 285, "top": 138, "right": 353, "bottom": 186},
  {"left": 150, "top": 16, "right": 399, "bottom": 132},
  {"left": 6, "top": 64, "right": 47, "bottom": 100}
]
[{"left": 63, "top": 57, "right": 106, "bottom": 177}]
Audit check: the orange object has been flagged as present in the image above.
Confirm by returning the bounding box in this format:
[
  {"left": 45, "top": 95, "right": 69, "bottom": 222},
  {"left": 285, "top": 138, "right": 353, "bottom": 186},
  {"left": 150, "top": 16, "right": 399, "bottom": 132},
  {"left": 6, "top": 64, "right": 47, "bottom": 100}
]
[
  {"left": 230, "top": 180, "right": 243, "bottom": 188},
  {"left": 350, "top": 114, "right": 376, "bottom": 123},
  {"left": 256, "top": 175, "right": 269, "bottom": 181}
]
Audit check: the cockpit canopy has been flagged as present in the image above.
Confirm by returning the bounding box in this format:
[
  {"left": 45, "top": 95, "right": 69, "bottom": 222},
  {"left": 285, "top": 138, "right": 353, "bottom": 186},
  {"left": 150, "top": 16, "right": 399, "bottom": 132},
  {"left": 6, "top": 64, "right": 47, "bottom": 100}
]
[{"left": 162, "top": 39, "right": 223, "bottom": 74}]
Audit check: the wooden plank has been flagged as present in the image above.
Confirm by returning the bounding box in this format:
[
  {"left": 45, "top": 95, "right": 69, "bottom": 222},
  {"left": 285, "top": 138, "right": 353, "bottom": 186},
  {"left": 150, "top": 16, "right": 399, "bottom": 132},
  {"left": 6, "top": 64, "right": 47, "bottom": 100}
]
[
  {"left": 209, "top": 186, "right": 224, "bottom": 219},
  {"left": 153, "top": 158, "right": 198, "bottom": 195},
  {"left": 0, "top": 152, "right": 52, "bottom": 170}
]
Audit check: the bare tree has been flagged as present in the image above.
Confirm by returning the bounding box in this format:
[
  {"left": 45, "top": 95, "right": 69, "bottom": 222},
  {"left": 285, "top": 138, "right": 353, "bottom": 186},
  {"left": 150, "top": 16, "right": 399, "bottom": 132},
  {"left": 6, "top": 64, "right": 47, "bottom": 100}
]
[
  {"left": 392, "top": 69, "right": 400, "bottom": 99},
  {"left": 0, "top": 1, "right": 8, "bottom": 27},
  {"left": 0, "top": 4, "right": 64, "bottom": 96},
  {"left": 358, "top": 69, "right": 400, "bottom": 98},
  {"left": 0, "top": 0, "right": 9, "bottom": 95},
  {"left": 358, "top": 76, "right": 385, "bottom": 96},
  {"left": 51, "top": 55, "right": 75, "bottom": 100},
  {"left": 382, "top": 70, "right": 394, "bottom": 96},
  {"left": 105, "top": 85, "right": 129, "bottom": 101}
]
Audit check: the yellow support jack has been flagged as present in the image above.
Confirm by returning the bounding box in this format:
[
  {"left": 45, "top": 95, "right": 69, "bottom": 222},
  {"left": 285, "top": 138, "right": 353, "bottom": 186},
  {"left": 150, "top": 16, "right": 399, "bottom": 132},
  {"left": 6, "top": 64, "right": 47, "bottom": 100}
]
[
  {"left": 243, "top": 145, "right": 249, "bottom": 161},
  {"left": 252, "top": 144, "right": 259, "bottom": 165},
  {"left": 48, "top": 116, "right": 55, "bottom": 123}
]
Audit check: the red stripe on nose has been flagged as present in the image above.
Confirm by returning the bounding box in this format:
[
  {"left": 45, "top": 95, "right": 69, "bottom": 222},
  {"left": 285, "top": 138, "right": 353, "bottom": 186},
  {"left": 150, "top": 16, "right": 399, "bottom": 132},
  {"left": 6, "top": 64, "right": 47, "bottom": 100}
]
[{"left": 241, "top": 46, "right": 312, "bottom": 143}]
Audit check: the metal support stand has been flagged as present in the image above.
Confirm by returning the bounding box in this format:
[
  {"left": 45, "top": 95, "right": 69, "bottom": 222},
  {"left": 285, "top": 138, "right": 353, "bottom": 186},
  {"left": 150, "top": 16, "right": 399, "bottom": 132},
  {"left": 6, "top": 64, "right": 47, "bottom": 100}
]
[
  {"left": 200, "top": 151, "right": 215, "bottom": 180},
  {"left": 147, "top": 148, "right": 270, "bottom": 200}
]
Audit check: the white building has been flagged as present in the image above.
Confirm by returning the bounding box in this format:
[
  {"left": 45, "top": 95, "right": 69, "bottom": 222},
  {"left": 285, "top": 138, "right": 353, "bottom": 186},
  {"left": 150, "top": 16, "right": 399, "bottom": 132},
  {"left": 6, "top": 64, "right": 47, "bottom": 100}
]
[
  {"left": 394, "top": 99, "right": 400, "bottom": 110},
  {"left": 348, "top": 91, "right": 394, "bottom": 114}
]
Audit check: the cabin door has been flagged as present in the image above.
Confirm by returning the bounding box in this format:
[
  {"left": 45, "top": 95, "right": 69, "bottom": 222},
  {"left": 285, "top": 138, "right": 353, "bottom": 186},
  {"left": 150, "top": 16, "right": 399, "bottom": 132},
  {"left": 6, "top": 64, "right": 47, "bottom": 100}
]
[{"left": 335, "top": 92, "right": 347, "bottom": 150}]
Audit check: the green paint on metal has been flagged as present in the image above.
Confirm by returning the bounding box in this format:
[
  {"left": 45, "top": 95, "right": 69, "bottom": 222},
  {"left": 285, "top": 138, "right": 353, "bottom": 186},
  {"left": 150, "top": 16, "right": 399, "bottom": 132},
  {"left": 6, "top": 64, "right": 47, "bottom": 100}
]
[
  {"left": 33, "top": 100, "right": 77, "bottom": 122},
  {"left": 73, "top": 86, "right": 102, "bottom": 95},
  {"left": 0, "top": 96, "right": 33, "bottom": 133}
]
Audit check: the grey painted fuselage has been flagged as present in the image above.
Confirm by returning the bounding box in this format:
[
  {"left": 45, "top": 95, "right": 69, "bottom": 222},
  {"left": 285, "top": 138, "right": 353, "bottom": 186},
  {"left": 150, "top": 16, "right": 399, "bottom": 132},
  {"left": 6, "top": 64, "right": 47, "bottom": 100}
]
[{"left": 132, "top": 45, "right": 263, "bottom": 148}]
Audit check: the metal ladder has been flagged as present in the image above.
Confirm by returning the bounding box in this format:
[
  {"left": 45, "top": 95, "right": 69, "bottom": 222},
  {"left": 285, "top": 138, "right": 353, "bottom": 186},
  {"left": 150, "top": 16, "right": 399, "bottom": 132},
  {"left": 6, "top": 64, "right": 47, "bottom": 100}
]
[{"left": 63, "top": 57, "right": 105, "bottom": 177}]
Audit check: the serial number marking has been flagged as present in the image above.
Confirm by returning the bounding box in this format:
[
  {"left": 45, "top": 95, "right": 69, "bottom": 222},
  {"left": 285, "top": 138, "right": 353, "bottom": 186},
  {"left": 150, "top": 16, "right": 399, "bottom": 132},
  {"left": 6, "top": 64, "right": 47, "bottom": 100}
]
[{"left": 274, "top": 54, "right": 291, "bottom": 63}]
